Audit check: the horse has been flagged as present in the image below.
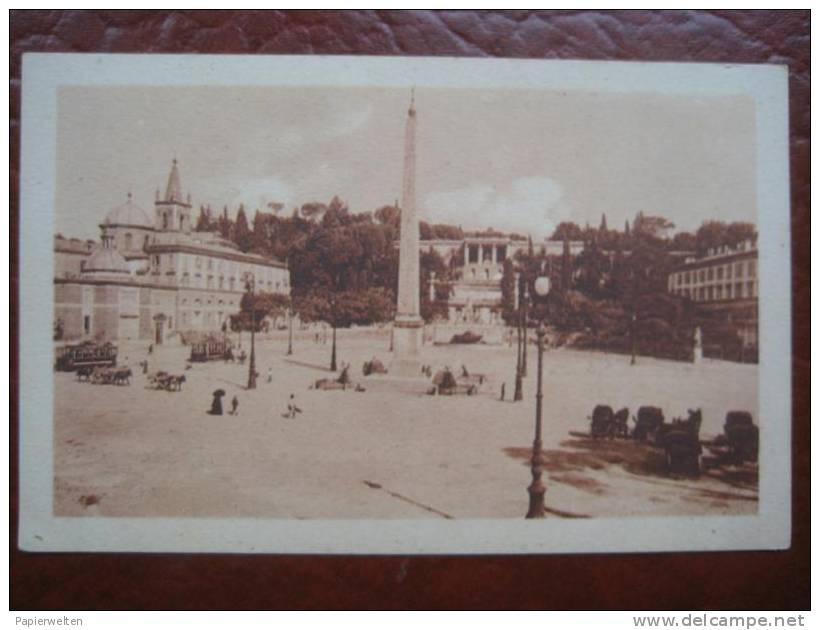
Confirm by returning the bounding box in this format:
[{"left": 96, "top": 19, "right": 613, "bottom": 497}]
[
  {"left": 657, "top": 408, "right": 703, "bottom": 477},
  {"left": 146, "top": 371, "right": 168, "bottom": 389},
  {"left": 91, "top": 366, "right": 115, "bottom": 385},
  {"left": 723, "top": 411, "right": 759, "bottom": 463},
  {"left": 590, "top": 405, "right": 615, "bottom": 439},
  {"left": 633, "top": 406, "right": 664, "bottom": 442},
  {"left": 76, "top": 365, "right": 94, "bottom": 382},
  {"left": 612, "top": 407, "right": 630, "bottom": 438},
  {"left": 112, "top": 367, "right": 132, "bottom": 385},
  {"left": 165, "top": 374, "right": 186, "bottom": 392}
]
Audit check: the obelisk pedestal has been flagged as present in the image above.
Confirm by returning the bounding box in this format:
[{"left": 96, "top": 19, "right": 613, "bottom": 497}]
[{"left": 390, "top": 91, "right": 424, "bottom": 377}]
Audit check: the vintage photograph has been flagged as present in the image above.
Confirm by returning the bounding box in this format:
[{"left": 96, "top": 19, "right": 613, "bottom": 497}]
[{"left": 19, "top": 54, "right": 791, "bottom": 553}]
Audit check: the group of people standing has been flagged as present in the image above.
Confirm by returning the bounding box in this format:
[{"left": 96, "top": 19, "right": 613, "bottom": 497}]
[{"left": 206, "top": 363, "right": 302, "bottom": 420}]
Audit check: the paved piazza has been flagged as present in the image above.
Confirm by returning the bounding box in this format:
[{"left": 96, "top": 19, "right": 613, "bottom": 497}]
[{"left": 54, "top": 328, "right": 759, "bottom": 519}]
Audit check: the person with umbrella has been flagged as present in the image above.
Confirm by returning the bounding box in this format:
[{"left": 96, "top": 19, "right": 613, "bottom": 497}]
[{"left": 209, "top": 389, "right": 225, "bottom": 415}]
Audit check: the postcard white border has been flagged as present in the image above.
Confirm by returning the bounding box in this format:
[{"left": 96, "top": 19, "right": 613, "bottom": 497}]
[{"left": 18, "top": 53, "right": 791, "bottom": 554}]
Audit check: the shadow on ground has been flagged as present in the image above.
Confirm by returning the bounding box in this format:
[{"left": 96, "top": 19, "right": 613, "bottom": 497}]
[{"left": 503, "top": 437, "right": 758, "bottom": 500}]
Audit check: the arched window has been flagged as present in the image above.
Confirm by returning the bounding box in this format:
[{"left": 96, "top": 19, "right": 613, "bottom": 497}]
[{"left": 124, "top": 233, "right": 133, "bottom": 250}]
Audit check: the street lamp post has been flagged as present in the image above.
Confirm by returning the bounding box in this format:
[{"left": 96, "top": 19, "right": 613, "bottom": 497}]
[
  {"left": 330, "top": 295, "right": 338, "bottom": 372},
  {"left": 243, "top": 273, "right": 257, "bottom": 390},
  {"left": 287, "top": 305, "right": 293, "bottom": 356},
  {"left": 526, "top": 275, "right": 551, "bottom": 519},
  {"left": 630, "top": 310, "right": 637, "bottom": 366},
  {"left": 513, "top": 272, "right": 524, "bottom": 402},
  {"left": 521, "top": 279, "right": 528, "bottom": 378}
]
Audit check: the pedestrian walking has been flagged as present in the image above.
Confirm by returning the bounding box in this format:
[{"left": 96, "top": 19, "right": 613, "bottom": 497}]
[
  {"left": 267, "top": 366, "right": 273, "bottom": 384},
  {"left": 229, "top": 395, "right": 239, "bottom": 416},
  {"left": 283, "top": 393, "right": 302, "bottom": 419},
  {"left": 500, "top": 382, "right": 506, "bottom": 401},
  {"left": 209, "top": 389, "right": 225, "bottom": 416}
]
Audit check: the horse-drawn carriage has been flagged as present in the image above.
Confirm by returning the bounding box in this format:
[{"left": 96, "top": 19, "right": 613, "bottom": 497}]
[
  {"left": 588, "top": 405, "right": 630, "bottom": 439},
  {"left": 146, "top": 371, "right": 186, "bottom": 391},
  {"left": 55, "top": 341, "right": 117, "bottom": 372},
  {"left": 427, "top": 368, "right": 479, "bottom": 396},
  {"left": 313, "top": 364, "right": 364, "bottom": 391},
  {"left": 362, "top": 357, "right": 388, "bottom": 376},
  {"left": 450, "top": 331, "right": 483, "bottom": 344},
  {"left": 76, "top": 365, "right": 132, "bottom": 385},
  {"left": 577, "top": 404, "right": 703, "bottom": 477},
  {"left": 189, "top": 339, "right": 233, "bottom": 363},
  {"left": 705, "top": 411, "right": 759, "bottom": 464},
  {"left": 632, "top": 406, "right": 665, "bottom": 442},
  {"left": 653, "top": 409, "right": 703, "bottom": 477}
]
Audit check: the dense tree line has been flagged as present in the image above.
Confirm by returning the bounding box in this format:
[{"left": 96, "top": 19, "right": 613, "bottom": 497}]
[
  {"left": 513, "top": 212, "right": 758, "bottom": 361},
  {"left": 204, "top": 199, "right": 756, "bottom": 362},
  {"left": 201, "top": 197, "right": 459, "bottom": 331}
]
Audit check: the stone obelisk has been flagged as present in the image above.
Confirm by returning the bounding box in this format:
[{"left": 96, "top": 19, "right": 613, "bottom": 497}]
[{"left": 391, "top": 90, "right": 424, "bottom": 376}]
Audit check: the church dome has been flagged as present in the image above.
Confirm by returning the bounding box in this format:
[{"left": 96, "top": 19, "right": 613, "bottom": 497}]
[
  {"left": 84, "top": 246, "right": 130, "bottom": 275},
  {"left": 102, "top": 193, "right": 152, "bottom": 228}
]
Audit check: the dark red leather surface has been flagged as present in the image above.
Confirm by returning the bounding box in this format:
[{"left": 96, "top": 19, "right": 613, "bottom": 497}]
[{"left": 10, "top": 10, "right": 809, "bottom": 610}]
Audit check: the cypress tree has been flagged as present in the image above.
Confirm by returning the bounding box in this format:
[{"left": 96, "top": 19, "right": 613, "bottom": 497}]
[{"left": 234, "top": 205, "right": 252, "bottom": 252}]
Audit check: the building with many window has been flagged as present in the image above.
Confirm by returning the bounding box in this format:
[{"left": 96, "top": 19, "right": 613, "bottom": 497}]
[
  {"left": 667, "top": 238, "right": 758, "bottom": 350},
  {"left": 54, "top": 159, "right": 290, "bottom": 345}
]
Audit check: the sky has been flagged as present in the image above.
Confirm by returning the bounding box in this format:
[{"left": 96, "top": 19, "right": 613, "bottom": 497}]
[{"left": 56, "top": 85, "right": 757, "bottom": 241}]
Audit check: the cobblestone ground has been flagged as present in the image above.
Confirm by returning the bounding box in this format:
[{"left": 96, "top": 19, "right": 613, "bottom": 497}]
[{"left": 54, "top": 328, "right": 759, "bottom": 519}]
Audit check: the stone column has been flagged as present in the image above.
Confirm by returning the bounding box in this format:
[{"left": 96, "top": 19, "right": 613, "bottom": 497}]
[
  {"left": 391, "top": 91, "right": 424, "bottom": 377},
  {"left": 492, "top": 244, "right": 497, "bottom": 265},
  {"left": 464, "top": 243, "right": 469, "bottom": 266}
]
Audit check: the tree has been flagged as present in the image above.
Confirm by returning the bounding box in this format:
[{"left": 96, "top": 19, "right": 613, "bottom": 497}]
[
  {"left": 374, "top": 204, "right": 400, "bottom": 227},
  {"left": 500, "top": 258, "right": 517, "bottom": 324},
  {"left": 671, "top": 231, "right": 696, "bottom": 251},
  {"left": 551, "top": 221, "right": 584, "bottom": 242},
  {"left": 633, "top": 213, "right": 675, "bottom": 241},
  {"left": 251, "top": 210, "right": 269, "bottom": 253},
  {"left": 195, "top": 205, "right": 213, "bottom": 232},
  {"left": 726, "top": 222, "right": 757, "bottom": 246},
  {"left": 300, "top": 201, "right": 327, "bottom": 222},
  {"left": 218, "top": 206, "right": 231, "bottom": 239},
  {"left": 320, "top": 196, "right": 350, "bottom": 229},
  {"left": 575, "top": 240, "right": 610, "bottom": 296},
  {"left": 234, "top": 205, "right": 252, "bottom": 252}
]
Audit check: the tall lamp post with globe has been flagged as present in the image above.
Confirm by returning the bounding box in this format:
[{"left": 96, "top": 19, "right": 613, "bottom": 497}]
[
  {"left": 526, "top": 274, "right": 552, "bottom": 519},
  {"left": 242, "top": 272, "right": 258, "bottom": 390}
]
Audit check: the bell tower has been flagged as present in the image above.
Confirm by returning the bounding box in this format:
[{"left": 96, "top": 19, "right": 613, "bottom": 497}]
[{"left": 155, "top": 159, "right": 192, "bottom": 233}]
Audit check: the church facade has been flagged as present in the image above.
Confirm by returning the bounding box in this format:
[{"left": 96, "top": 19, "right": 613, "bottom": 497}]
[{"left": 54, "top": 160, "right": 290, "bottom": 345}]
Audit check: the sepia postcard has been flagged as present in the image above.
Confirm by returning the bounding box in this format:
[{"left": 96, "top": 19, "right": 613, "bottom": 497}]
[{"left": 18, "top": 53, "right": 791, "bottom": 554}]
